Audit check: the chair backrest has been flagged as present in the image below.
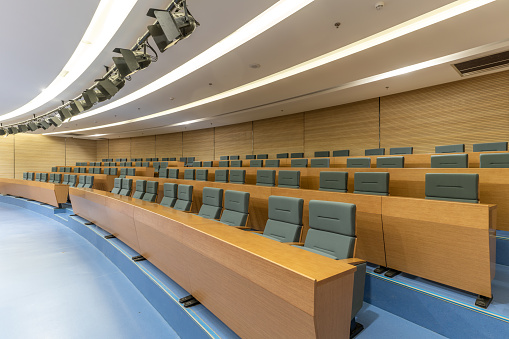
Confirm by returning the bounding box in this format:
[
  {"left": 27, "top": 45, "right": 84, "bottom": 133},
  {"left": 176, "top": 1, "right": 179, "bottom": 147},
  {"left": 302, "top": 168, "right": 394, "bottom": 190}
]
[
  {"left": 230, "top": 155, "right": 240, "bottom": 160},
  {"left": 425, "top": 173, "right": 478, "bottom": 203},
  {"left": 231, "top": 160, "right": 242, "bottom": 167},
  {"left": 203, "top": 161, "right": 213, "bottom": 167},
  {"left": 23, "top": 172, "right": 28, "bottom": 180},
  {"left": 347, "top": 158, "right": 371, "bottom": 168},
  {"left": 480, "top": 153, "right": 509, "bottom": 168},
  {"left": 77, "top": 175, "right": 86, "bottom": 188},
  {"left": 119, "top": 178, "right": 133, "bottom": 196},
  {"left": 184, "top": 169, "right": 195, "bottom": 180},
  {"left": 179, "top": 157, "right": 187, "bottom": 163},
  {"left": 304, "top": 200, "right": 356, "bottom": 260},
  {"left": 291, "top": 153, "right": 304, "bottom": 158},
  {"left": 135, "top": 161, "right": 142, "bottom": 167},
  {"left": 59, "top": 167, "right": 65, "bottom": 172},
  {"left": 260, "top": 196, "right": 304, "bottom": 242},
  {"left": 51, "top": 167, "right": 57, "bottom": 172},
  {"left": 291, "top": 159, "right": 308, "bottom": 168},
  {"left": 310, "top": 158, "right": 330, "bottom": 168},
  {"left": 196, "top": 169, "right": 208, "bottom": 181},
  {"left": 168, "top": 168, "right": 179, "bottom": 179},
  {"left": 125, "top": 162, "right": 132, "bottom": 167},
  {"left": 62, "top": 174, "right": 69, "bottom": 185},
  {"left": 35, "top": 173, "right": 41, "bottom": 182},
  {"left": 81, "top": 167, "right": 87, "bottom": 173},
  {"left": 314, "top": 151, "right": 330, "bottom": 158},
  {"left": 265, "top": 159, "right": 280, "bottom": 168},
  {"left": 132, "top": 180, "right": 146, "bottom": 199},
  {"left": 160, "top": 183, "right": 178, "bottom": 207},
  {"left": 219, "top": 190, "right": 250, "bottom": 226},
  {"left": 40, "top": 173, "right": 48, "bottom": 182},
  {"left": 73, "top": 168, "right": 79, "bottom": 173},
  {"left": 84, "top": 176, "right": 94, "bottom": 188},
  {"left": 430, "top": 154, "right": 468, "bottom": 168},
  {"left": 69, "top": 175, "right": 78, "bottom": 187},
  {"left": 153, "top": 162, "right": 160, "bottom": 169},
  {"left": 142, "top": 162, "right": 149, "bottom": 167},
  {"left": 377, "top": 156, "right": 404, "bottom": 168},
  {"left": 365, "top": 148, "right": 385, "bottom": 156},
  {"left": 230, "top": 170, "right": 246, "bottom": 184},
  {"left": 257, "top": 154, "right": 268, "bottom": 159},
  {"left": 354, "top": 172, "right": 390, "bottom": 196},
  {"left": 333, "top": 150, "right": 350, "bottom": 157},
  {"left": 250, "top": 160, "right": 263, "bottom": 167},
  {"left": 173, "top": 184, "right": 193, "bottom": 211},
  {"left": 49, "top": 173, "right": 55, "bottom": 183},
  {"left": 435, "top": 144, "right": 465, "bottom": 153},
  {"left": 245, "top": 155, "right": 255, "bottom": 160},
  {"left": 160, "top": 162, "right": 168, "bottom": 169},
  {"left": 390, "top": 147, "right": 413, "bottom": 155},
  {"left": 319, "top": 171, "right": 348, "bottom": 192},
  {"left": 276, "top": 153, "right": 288, "bottom": 159},
  {"left": 127, "top": 168, "right": 136, "bottom": 176},
  {"left": 473, "top": 142, "right": 508, "bottom": 152},
  {"left": 220, "top": 156, "right": 229, "bottom": 160},
  {"left": 169, "top": 157, "right": 176, "bottom": 161},
  {"left": 193, "top": 161, "right": 202, "bottom": 167},
  {"left": 277, "top": 170, "right": 300, "bottom": 189},
  {"left": 215, "top": 169, "right": 229, "bottom": 183},
  {"left": 159, "top": 169, "right": 168, "bottom": 178},
  {"left": 142, "top": 181, "right": 159, "bottom": 202},
  {"left": 198, "top": 187, "right": 224, "bottom": 219},
  {"left": 54, "top": 174, "right": 62, "bottom": 183},
  {"left": 66, "top": 167, "right": 72, "bottom": 172},
  {"left": 256, "top": 170, "right": 276, "bottom": 187},
  {"left": 219, "top": 160, "right": 230, "bottom": 167},
  {"left": 120, "top": 168, "right": 127, "bottom": 178},
  {"left": 111, "top": 178, "right": 122, "bottom": 194}
]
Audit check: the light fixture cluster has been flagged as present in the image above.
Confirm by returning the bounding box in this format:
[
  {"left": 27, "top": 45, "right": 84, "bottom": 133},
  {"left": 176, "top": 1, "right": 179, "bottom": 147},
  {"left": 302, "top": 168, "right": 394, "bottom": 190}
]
[{"left": 0, "top": 0, "right": 198, "bottom": 137}]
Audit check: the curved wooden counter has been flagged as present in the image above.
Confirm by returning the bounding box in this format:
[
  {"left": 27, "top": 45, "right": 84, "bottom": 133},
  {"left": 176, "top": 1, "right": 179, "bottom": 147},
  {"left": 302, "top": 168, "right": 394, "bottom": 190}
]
[
  {"left": 0, "top": 179, "right": 68, "bottom": 207},
  {"left": 69, "top": 187, "right": 357, "bottom": 339}
]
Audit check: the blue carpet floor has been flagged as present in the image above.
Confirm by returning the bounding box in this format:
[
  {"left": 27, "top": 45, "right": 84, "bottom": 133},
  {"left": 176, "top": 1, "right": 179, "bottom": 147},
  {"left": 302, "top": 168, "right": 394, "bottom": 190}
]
[{"left": 0, "top": 202, "right": 179, "bottom": 339}]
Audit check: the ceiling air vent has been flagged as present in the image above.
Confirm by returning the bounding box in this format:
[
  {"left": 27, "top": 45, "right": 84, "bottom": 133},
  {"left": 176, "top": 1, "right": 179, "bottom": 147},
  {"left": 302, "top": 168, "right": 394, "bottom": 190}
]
[{"left": 453, "top": 50, "right": 509, "bottom": 76}]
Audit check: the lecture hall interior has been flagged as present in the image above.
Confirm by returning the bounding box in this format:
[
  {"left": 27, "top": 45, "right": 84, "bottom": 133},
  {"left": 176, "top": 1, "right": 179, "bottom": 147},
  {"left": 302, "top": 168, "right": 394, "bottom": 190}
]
[{"left": 1, "top": 0, "right": 509, "bottom": 338}]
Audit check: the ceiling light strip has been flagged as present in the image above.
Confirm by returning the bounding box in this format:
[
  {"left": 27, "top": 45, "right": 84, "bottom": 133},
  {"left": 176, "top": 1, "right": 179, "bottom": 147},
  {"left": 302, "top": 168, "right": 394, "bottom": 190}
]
[
  {"left": 44, "top": 0, "right": 495, "bottom": 135},
  {"left": 73, "top": 0, "right": 315, "bottom": 121},
  {"left": 0, "top": 0, "right": 139, "bottom": 122}
]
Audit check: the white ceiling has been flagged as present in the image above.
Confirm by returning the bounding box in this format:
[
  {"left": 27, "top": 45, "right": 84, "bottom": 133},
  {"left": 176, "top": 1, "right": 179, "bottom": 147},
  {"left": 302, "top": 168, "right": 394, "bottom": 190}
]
[{"left": 1, "top": 0, "right": 508, "bottom": 138}]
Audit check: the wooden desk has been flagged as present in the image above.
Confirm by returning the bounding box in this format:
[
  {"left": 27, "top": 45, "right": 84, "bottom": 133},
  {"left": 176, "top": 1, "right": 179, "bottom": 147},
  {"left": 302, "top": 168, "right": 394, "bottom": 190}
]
[
  {"left": 69, "top": 188, "right": 357, "bottom": 339},
  {"left": 382, "top": 196, "right": 496, "bottom": 297},
  {"left": 127, "top": 176, "right": 388, "bottom": 267},
  {"left": 0, "top": 179, "right": 68, "bottom": 207}
]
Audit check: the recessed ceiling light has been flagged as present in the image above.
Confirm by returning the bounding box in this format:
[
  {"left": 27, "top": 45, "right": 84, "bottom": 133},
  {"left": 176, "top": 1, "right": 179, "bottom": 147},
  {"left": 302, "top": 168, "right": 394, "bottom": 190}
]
[
  {"left": 249, "top": 63, "right": 261, "bottom": 69},
  {"left": 0, "top": 0, "right": 139, "bottom": 122}
]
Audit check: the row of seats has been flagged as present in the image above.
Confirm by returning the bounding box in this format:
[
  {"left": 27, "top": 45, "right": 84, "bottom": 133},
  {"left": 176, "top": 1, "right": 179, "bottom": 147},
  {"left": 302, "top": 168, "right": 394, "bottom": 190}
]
[
  {"left": 22, "top": 173, "right": 94, "bottom": 188},
  {"left": 119, "top": 168, "right": 136, "bottom": 177}
]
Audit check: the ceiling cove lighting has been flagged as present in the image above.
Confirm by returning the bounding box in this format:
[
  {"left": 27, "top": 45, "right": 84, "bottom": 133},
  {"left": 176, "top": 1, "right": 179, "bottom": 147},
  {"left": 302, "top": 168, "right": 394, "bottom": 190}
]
[
  {"left": 72, "top": 0, "right": 315, "bottom": 121},
  {"left": 0, "top": 0, "right": 139, "bottom": 123},
  {"left": 44, "top": 0, "right": 495, "bottom": 135}
]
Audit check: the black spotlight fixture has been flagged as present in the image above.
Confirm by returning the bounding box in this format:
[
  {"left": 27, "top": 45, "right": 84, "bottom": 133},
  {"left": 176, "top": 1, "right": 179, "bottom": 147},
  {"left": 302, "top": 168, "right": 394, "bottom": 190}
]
[
  {"left": 69, "top": 100, "right": 84, "bottom": 116},
  {"left": 47, "top": 116, "right": 62, "bottom": 127},
  {"left": 17, "top": 124, "right": 29, "bottom": 132},
  {"left": 58, "top": 107, "right": 73, "bottom": 121},
  {"left": 147, "top": 1, "right": 199, "bottom": 53},
  {"left": 112, "top": 45, "right": 152, "bottom": 78},
  {"left": 0, "top": 129, "right": 6, "bottom": 136},
  {"left": 96, "top": 71, "right": 125, "bottom": 98},
  {"left": 83, "top": 88, "right": 99, "bottom": 107},
  {"left": 38, "top": 120, "right": 51, "bottom": 130},
  {"left": 7, "top": 126, "right": 19, "bottom": 134},
  {"left": 27, "top": 121, "right": 39, "bottom": 131}
]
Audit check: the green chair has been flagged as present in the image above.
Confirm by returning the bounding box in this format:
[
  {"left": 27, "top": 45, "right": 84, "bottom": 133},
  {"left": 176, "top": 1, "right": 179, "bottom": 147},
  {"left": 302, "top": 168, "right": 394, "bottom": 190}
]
[
  {"left": 377, "top": 156, "right": 404, "bottom": 168},
  {"left": 219, "top": 190, "right": 250, "bottom": 226},
  {"left": 347, "top": 158, "right": 370, "bottom": 168},
  {"left": 250, "top": 160, "right": 263, "bottom": 167},
  {"left": 168, "top": 168, "right": 179, "bottom": 179},
  {"left": 111, "top": 178, "right": 122, "bottom": 194},
  {"left": 435, "top": 144, "right": 465, "bottom": 153},
  {"left": 160, "top": 183, "right": 178, "bottom": 207},
  {"left": 119, "top": 178, "right": 133, "bottom": 196},
  {"left": 333, "top": 150, "right": 350, "bottom": 157},
  {"left": 310, "top": 158, "right": 330, "bottom": 168},
  {"left": 319, "top": 172, "right": 348, "bottom": 193},
  {"left": 196, "top": 169, "right": 208, "bottom": 181},
  {"left": 215, "top": 169, "right": 229, "bottom": 183},
  {"left": 354, "top": 172, "right": 389, "bottom": 196},
  {"left": 390, "top": 147, "right": 413, "bottom": 155},
  {"left": 291, "top": 159, "right": 308, "bottom": 168},
  {"left": 278, "top": 170, "right": 300, "bottom": 189},
  {"left": 142, "top": 181, "right": 159, "bottom": 202},
  {"left": 184, "top": 169, "right": 195, "bottom": 180},
  {"left": 132, "top": 180, "right": 146, "bottom": 199},
  {"left": 230, "top": 170, "right": 246, "bottom": 184},
  {"left": 173, "top": 184, "right": 193, "bottom": 211},
  {"left": 430, "top": 154, "right": 468, "bottom": 168},
  {"left": 256, "top": 170, "right": 276, "bottom": 187},
  {"left": 425, "top": 173, "right": 478, "bottom": 203},
  {"left": 257, "top": 196, "right": 304, "bottom": 243},
  {"left": 265, "top": 159, "right": 280, "bottom": 167},
  {"left": 480, "top": 153, "right": 509, "bottom": 168},
  {"left": 198, "top": 187, "right": 223, "bottom": 219}
]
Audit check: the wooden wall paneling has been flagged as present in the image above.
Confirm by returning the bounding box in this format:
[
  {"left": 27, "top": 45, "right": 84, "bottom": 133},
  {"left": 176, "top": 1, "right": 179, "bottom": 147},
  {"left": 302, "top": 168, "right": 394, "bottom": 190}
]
[
  {"left": 304, "top": 99, "right": 380, "bottom": 157},
  {"left": 0, "top": 137, "right": 14, "bottom": 178},
  {"left": 96, "top": 139, "right": 109, "bottom": 161},
  {"left": 108, "top": 138, "right": 131, "bottom": 160},
  {"left": 65, "top": 138, "right": 97, "bottom": 166},
  {"left": 131, "top": 136, "right": 156, "bottom": 159},
  {"left": 14, "top": 134, "right": 65, "bottom": 179},
  {"left": 380, "top": 70, "right": 509, "bottom": 154},
  {"left": 253, "top": 113, "right": 304, "bottom": 159},
  {"left": 156, "top": 132, "right": 183, "bottom": 159},
  {"left": 214, "top": 122, "right": 253, "bottom": 160},
  {"left": 183, "top": 128, "right": 214, "bottom": 160}
]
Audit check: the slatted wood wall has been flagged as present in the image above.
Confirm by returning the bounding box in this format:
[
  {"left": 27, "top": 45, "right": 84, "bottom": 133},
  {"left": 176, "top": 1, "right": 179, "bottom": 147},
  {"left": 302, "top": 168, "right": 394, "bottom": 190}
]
[
  {"left": 131, "top": 136, "right": 156, "bottom": 159},
  {"left": 108, "top": 138, "right": 131, "bottom": 160},
  {"left": 183, "top": 128, "right": 214, "bottom": 160},
  {"left": 96, "top": 139, "right": 109, "bottom": 160},
  {"left": 214, "top": 122, "right": 253, "bottom": 160},
  {"left": 156, "top": 133, "right": 182, "bottom": 159},
  {"left": 0, "top": 137, "right": 14, "bottom": 178},
  {"left": 14, "top": 134, "right": 66, "bottom": 179},
  {"left": 65, "top": 138, "right": 97, "bottom": 166},
  {"left": 253, "top": 114, "right": 304, "bottom": 158}
]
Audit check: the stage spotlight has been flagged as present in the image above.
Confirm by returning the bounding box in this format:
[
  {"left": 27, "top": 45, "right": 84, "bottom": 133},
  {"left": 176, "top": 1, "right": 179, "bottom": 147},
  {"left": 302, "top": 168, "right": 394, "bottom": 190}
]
[
  {"left": 0, "top": 129, "right": 5, "bottom": 136},
  {"left": 48, "top": 116, "right": 63, "bottom": 127},
  {"left": 83, "top": 89, "right": 99, "bottom": 106},
  {"left": 58, "top": 108, "right": 73, "bottom": 121},
  {"left": 17, "top": 124, "right": 29, "bottom": 132},
  {"left": 39, "top": 120, "right": 51, "bottom": 130},
  {"left": 8, "top": 126, "right": 19, "bottom": 134},
  {"left": 96, "top": 72, "right": 125, "bottom": 98},
  {"left": 27, "top": 121, "right": 39, "bottom": 131},
  {"left": 147, "top": 1, "right": 199, "bottom": 53},
  {"left": 69, "top": 100, "right": 84, "bottom": 116},
  {"left": 112, "top": 46, "right": 151, "bottom": 78}
]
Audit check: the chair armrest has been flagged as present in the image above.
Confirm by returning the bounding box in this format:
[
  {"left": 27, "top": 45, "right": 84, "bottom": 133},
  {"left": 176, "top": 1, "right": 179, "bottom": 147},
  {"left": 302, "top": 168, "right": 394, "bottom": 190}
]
[
  {"left": 285, "top": 242, "right": 304, "bottom": 246},
  {"left": 339, "top": 258, "right": 367, "bottom": 266},
  {"left": 234, "top": 226, "right": 251, "bottom": 230},
  {"left": 248, "top": 230, "right": 264, "bottom": 234}
]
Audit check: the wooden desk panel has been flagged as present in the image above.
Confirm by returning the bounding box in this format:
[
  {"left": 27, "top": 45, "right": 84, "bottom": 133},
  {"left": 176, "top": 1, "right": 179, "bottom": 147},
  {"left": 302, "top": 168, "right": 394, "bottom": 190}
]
[
  {"left": 0, "top": 179, "right": 68, "bottom": 207},
  {"left": 382, "top": 196, "right": 496, "bottom": 297},
  {"left": 69, "top": 188, "right": 356, "bottom": 339},
  {"left": 127, "top": 176, "right": 387, "bottom": 267}
]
